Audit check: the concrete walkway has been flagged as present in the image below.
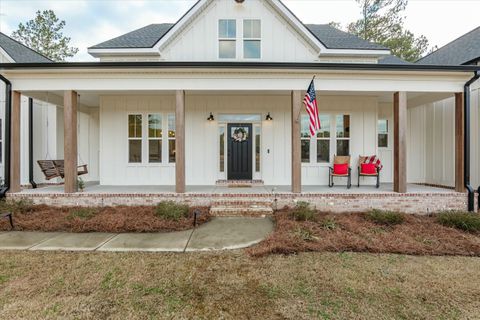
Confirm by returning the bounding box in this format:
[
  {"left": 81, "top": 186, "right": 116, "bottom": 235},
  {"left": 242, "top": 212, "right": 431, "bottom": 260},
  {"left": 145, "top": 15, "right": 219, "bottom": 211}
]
[{"left": 0, "top": 217, "right": 274, "bottom": 252}]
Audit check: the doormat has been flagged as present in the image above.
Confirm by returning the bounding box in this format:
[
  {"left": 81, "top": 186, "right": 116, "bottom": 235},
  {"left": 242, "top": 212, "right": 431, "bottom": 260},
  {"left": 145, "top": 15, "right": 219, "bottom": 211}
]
[{"left": 216, "top": 180, "right": 264, "bottom": 187}]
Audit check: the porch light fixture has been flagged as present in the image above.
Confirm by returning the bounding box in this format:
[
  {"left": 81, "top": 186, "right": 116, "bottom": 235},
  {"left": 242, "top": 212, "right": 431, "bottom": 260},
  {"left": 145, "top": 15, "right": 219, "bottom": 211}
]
[
  {"left": 265, "top": 112, "right": 273, "bottom": 121},
  {"left": 207, "top": 112, "right": 215, "bottom": 121}
]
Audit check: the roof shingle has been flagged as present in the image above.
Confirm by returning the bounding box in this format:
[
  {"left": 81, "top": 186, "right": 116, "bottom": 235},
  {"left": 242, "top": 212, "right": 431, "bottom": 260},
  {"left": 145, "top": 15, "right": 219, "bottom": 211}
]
[
  {"left": 417, "top": 26, "right": 480, "bottom": 65},
  {"left": 305, "top": 24, "right": 388, "bottom": 50},
  {"left": 0, "top": 32, "right": 52, "bottom": 63},
  {"left": 89, "top": 24, "right": 174, "bottom": 49}
]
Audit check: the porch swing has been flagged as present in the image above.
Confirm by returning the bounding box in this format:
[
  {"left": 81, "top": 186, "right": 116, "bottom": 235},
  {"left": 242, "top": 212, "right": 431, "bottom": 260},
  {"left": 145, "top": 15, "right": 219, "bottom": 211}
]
[{"left": 37, "top": 93, "right": 89, "bottom": 180}]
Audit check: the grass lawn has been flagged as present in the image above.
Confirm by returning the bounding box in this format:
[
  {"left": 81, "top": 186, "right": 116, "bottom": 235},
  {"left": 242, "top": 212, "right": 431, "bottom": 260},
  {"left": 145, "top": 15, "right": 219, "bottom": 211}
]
[{"left": 0, "top": 251, "right": 479, "bottom": 319}]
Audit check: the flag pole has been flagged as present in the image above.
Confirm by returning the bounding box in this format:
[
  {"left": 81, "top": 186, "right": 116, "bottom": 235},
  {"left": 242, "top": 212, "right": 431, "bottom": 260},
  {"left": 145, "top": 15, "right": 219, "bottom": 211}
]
[{"left": 296, "top": 76, "right": 316, "bottom": 122}]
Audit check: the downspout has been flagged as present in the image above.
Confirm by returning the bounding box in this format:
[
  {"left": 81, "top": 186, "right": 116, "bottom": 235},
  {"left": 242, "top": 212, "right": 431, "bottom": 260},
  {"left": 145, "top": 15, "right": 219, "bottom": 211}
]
[
  {"left": 28, "top": 98, "right": 37, "bottom": 188},
  {"left": 464, "top": 70, "right": 480, "bottom": 212},
  {"left": 0, "top": 74, "right": 11, "bottom": 198}
]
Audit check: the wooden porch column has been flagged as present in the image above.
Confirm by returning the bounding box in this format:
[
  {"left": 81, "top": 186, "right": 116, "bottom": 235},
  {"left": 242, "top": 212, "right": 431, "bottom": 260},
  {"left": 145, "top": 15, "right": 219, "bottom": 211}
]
[
  {"left": 291, "top": 90, "right": 302, "bottom": 193},
  {"left": 393, "top": 91, "right": 407, "bottom": 193},
  {"left": 64, "top": 90, "right": 78, "bottom": 193},
  {"left": 10, "top": 91, "right": 21, "bottom": 193},
  {"left": 175, "top": 90, "right": 186, "bottom": 193},
  {"left": 455, "top": 92, "right": 465, "bottom": 192}
]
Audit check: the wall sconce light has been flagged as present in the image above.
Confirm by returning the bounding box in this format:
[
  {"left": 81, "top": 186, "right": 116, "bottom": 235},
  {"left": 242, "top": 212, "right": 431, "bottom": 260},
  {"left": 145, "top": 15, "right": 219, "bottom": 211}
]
[
  {"left": 265, "top": 112, "right": 273, "bottom": 121},
  {"left": 207, "top": 112, "right": 215, "bottom": 121}
]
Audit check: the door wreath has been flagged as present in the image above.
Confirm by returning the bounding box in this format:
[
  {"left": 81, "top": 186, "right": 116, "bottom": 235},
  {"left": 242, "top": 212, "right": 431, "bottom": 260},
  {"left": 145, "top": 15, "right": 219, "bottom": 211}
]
[{"left": 231, "top": 127, "right": 248, "bottom": 142}]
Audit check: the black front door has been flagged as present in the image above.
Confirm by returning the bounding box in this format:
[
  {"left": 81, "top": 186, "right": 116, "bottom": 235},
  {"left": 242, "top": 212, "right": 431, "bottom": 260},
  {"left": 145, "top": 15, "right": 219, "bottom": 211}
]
[{"left": 227, "top": 123, "right": 253, "bottom": 180}]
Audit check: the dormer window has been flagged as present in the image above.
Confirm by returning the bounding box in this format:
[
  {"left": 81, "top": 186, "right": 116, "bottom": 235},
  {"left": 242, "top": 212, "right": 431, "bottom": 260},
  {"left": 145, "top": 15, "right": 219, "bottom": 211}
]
[
  {"left": 243, "top": 19, "right": 261, "bottom": 59},
  {"left": 219, "top": 19, "right": 236, "bottom": 59}
]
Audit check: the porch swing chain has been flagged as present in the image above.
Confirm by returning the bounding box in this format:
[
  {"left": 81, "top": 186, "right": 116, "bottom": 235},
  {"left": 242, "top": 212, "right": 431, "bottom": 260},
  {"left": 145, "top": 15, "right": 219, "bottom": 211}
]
[
  {"left": 44, "top": 91, "right": 51, "bottom": 160},
  {"left": 77, "top": 93, "right": 86, "bottom": 166}
]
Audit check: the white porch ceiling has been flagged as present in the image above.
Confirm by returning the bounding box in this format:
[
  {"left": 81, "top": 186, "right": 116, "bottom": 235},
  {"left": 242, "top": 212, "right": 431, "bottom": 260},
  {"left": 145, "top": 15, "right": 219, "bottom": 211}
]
[{"left": 22, "top": 90, "right": 455, "bottom": 109}]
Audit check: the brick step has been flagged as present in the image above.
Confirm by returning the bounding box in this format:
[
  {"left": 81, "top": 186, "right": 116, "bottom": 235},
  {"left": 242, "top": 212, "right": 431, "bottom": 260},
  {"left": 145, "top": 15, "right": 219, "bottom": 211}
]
[
  {"left": 209, "top": 205, "right": 274, "bottom": 217},
  {"left": 211, "top": 199, "right": 273, "bottom": 207}
]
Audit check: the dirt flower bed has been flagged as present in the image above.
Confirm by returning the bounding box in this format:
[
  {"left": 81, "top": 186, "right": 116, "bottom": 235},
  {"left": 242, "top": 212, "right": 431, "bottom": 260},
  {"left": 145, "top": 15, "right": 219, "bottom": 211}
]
[
  {"left": 248, "top": 210, "right": 480, "bottom": 257},
  {"left": 0, "top": 205, "right": 210, "bottom": 233}
]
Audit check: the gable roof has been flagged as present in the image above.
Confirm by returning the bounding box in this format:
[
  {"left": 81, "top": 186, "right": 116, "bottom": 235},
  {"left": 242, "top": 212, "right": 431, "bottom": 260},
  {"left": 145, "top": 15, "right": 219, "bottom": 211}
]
[
  {"left": 90, "top": 23, "right": 387, "bottom": 51},
  {"left": 89, "top": 0, "right": 390, "bottom": 58},
  {"left": 0, "top": 32, "right": 52, "bottom": 63},
  {"left": 417, "top": 26, "right": 480, "bottom": 65}
]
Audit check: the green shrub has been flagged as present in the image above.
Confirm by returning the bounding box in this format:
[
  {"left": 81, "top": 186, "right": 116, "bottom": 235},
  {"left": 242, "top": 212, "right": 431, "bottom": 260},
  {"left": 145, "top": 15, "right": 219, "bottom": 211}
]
[
  {"left": 291, "top": 201, "right": 317, "bottom": 221},
  {"left": 293, "top": 227, "right": 318, "bottom": 242},
  {"left": 437, "top": 211, "right": 480, "bottom": 233},
  {"left": 321, "top": 217, "right": 337, "bottom": 231},
  {"left": 0, "top": 198, "right": 34, "bottom": 214},
  {"left": 155, "top": 201, "right": 189, "bottom": 221},
  {"left": 366, "top": 209, "right": 405, "bottom": 226},
  {"left": 77, "top": 178, "right": 85, "bottom": 192},
  {"left": 67, "top": 208, "right": 97, "bottom": 221}
]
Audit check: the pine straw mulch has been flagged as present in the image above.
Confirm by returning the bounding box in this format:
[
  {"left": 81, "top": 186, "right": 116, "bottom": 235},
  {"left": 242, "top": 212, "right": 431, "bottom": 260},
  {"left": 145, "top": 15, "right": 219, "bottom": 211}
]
[
  {"left": 247, "top": 210, "right": 480, "bottom": 257},
  {"left": 0, "top": 205, "right": 210, "bottom": 233}
]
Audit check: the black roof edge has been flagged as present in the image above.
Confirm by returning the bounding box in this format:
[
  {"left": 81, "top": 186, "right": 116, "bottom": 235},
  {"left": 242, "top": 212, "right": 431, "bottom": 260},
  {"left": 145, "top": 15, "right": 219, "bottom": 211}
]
[
  {"left": 0, "top": 61, "right": 479, "bottom": 72},
  {"left": 0, "top": 33, "right": 53, "bottom": 62}
]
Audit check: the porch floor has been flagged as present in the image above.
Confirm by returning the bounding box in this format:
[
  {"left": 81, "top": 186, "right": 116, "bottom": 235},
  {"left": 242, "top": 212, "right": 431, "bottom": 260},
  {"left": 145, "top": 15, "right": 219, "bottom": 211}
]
[{"left": 18, "top": 182, "right": 455, "bottom": 195}]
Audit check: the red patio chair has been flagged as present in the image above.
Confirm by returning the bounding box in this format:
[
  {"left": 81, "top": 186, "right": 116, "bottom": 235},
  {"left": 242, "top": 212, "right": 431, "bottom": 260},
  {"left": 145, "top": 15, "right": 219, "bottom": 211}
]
[
  {"left": 329, "top": 155, "right": 352, "bottom": 189},
  {"left": 358, "top": 156, "right": 381, "bottom": 188}
]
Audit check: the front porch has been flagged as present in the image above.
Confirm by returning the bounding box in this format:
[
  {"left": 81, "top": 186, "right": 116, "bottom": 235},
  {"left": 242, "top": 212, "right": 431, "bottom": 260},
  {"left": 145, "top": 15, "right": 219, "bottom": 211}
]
[
  {"left": 16, "top": 182, "right": 455, "bottom": 195},
  {"left": 2, "top": 62, "right": 476, "bottom": 212}
]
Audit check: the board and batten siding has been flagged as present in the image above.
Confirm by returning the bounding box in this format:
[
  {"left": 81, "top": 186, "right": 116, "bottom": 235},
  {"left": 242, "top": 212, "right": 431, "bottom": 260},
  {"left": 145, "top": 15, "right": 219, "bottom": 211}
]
[
  {"left": 160, "top": 0, "right": 318, "bottom": 62},
  {"left": 99, "top": 94, "right": 382, "bottom": 186},
  {"left": 407, "top": 83, "right": 480, "bottom": 188}
]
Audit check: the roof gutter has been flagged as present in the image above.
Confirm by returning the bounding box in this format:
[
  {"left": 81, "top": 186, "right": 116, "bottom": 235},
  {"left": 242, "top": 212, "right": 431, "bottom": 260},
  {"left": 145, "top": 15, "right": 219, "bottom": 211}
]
[
  {"left": 0, "top": 61, "right": 479, "bottom": 72},
  {"left": 0, "top": 74, "right": 11, "bottom": 198},
  {"left": 28, "top": 98, "right": 37, "bottom": 189},
  {"left": 464, "top": 70, "right": 480, "bottom": 211}
]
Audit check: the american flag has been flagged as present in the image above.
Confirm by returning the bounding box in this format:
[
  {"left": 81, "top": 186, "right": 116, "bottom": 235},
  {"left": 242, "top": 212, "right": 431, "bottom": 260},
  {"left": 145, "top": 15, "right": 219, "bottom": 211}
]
[{"left": 303, "top": 78, "right": 321, "bottom": 137}]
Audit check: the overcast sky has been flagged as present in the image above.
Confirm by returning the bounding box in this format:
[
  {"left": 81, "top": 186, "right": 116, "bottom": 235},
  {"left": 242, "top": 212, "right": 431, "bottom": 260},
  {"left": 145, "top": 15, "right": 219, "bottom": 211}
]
[{"left": 0, "top": 0, "right": 479, "bottom": 61}]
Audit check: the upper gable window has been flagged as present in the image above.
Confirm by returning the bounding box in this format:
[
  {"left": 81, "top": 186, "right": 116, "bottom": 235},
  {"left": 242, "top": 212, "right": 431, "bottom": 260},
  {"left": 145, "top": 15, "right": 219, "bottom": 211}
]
[
  {"left": 219, "top": 19, "right": 236, "bottom": 59},
  {"left": 243, "top": 19, "right": 261, "bottom": 59}
]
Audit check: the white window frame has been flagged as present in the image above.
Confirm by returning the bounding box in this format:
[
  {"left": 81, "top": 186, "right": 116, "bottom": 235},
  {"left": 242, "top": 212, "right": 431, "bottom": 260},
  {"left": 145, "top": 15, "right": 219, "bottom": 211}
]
[
  {"left": 316, "top": 114, "right": 331, "bottom": 164},
  {"left": 147, "top": 113, "right": 163, "bottom": 164},
  {"left": 126, "top": 112, "right": 175, "bottom": 167},
  {"left": 253, "top": 123, "right": 261, "bottom": 179},
  {"left": 378, "top": 118, "right": 389, "bottom": 149},
  {"left": 335, "top": 114, "right": 351, "bottom": 157},
  {"left": 301, "top": 113, "right": 351, "bottom": 166},
  {"left": 218, "top": 19, "right": 237, "bottom": 60},
  {"left": 167, "top": 113, "right": 176, "bottom": 164},
  {"left": 218, "top": 124, "right": 227, "bottom": 180},
  {"left": 127, "top": 114, "right": 143, "bottom": 165},
  {"left": 242, "top": 19, "right": 261, "bottom": 60}
]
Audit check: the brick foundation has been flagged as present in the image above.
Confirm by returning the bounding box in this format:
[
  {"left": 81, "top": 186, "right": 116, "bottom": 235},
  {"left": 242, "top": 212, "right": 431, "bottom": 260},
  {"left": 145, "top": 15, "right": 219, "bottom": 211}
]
[{"left": 6, "top": 191, "right": 473, "bottom": 215}]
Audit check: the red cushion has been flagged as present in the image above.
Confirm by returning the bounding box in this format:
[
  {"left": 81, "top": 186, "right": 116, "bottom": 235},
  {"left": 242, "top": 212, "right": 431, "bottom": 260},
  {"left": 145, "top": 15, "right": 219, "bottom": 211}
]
[
  {"left": 333, "top": 164, "right": 348, "bottom": 175},
  {"left": 361, "top": 163, "right": 377, "bottom": 174}
]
